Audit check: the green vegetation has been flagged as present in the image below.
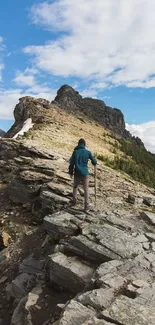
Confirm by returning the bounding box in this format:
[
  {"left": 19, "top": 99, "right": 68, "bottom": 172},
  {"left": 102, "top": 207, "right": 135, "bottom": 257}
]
[{"left": 95, "top": 137, "right": 155, "bottom": 188}]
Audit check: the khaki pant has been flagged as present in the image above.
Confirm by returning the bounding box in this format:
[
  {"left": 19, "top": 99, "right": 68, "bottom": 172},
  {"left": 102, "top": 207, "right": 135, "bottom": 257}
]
[{"left": 73, "top": 175, "right": 89, "bottom": 209}]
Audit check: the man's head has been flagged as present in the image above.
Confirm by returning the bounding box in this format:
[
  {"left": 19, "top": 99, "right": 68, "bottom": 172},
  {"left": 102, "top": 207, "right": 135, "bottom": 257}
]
[{"left": 78, "top": 138, "right": 86, "bottom": 146}]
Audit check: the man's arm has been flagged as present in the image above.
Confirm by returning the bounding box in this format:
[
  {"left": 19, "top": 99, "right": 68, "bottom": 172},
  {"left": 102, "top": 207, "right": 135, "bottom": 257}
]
[
  {"left": 89, "top": 151, "right": 97, "bottom": 166},
  {"left": 69, "top": 151, "right": 75, "bottom": 175}
]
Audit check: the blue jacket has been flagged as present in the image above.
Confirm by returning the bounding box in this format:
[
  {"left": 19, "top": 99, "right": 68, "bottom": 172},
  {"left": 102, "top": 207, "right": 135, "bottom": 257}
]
[{"left": 69, "top": 143, "right": 97, "bottom": 176}]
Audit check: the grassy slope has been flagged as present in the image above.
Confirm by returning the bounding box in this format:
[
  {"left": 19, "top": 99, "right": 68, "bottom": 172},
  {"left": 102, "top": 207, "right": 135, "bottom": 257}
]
[{"left": 21, "top": 104, "right": 155, "bottom": 189}]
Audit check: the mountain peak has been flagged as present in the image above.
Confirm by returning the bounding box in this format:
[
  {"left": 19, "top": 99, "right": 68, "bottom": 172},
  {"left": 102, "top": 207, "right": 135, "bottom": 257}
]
[{"left": 54, "top": 84, "right": 125, "bottom": 136}]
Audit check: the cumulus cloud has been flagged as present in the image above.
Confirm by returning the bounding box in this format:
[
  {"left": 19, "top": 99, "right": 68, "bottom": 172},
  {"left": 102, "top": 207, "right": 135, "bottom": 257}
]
[
  {"left": 80, "top": 88, "right": 97, "bottom": 98},
  {"left": 126, "top": 121, "right": 155, "bottom": 153},
  {"left": 0, "top": 87, "right": 56, "bottom": 120},
  {"left": 14, "top": 73, "right": 36, "bottom": 87},
  {"left": 25, "top": 0, "right": 155, "bottom": 89},
  {"left": 13, "top": 68, "right": 41, "bottom": 87},
  {"left": 0, "top": 36, "right": 4, "bottom": 81}
]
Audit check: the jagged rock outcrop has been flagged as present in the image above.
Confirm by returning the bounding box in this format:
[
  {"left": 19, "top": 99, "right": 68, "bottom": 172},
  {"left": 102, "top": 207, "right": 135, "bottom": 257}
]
[
  {"left": 0, "top": 128, "right": 5, "bottom": 137},
  {"left": 54, "top": 85, "right": 126, "bottom": 136},
  {"left": 5, "top": 96, "right": 53, "bottom": 138}
]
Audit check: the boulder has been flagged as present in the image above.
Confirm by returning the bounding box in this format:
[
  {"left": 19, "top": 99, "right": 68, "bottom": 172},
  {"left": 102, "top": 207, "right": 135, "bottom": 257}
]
[
  {"left": 52, "top": 300, "right": 96, "bottom": 325},
  {"left": 141, "top": 211, "right": 155, "bottom": 225},
  {"left": 6, "top": 273, "right": 36, "bottom": 300},
  {"left": 40, "top": 190, "right": 70, "bottom": 214},
  {"left": 48, "top": 252, "right": 94, "bottom": 293},
  {"left": 77, "top": 288, "right": 115, "bottom": 310},
  {"left": 19, "top": 257, "right": 45, "bottom": 275},
  {"left": 11, "top": 286, "right": 42, "bottom": 325},
  {"left": 143, "top": 196, "right": 155, "bottom": 207},
  {"left": 44, "top": 212, "right": 79, "bottom": 239}
]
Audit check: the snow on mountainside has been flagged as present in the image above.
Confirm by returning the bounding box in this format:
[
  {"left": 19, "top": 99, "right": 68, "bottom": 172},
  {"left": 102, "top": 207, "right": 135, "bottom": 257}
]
[{"left": 13, "top": 118, "right": 34, "bottom": 139}]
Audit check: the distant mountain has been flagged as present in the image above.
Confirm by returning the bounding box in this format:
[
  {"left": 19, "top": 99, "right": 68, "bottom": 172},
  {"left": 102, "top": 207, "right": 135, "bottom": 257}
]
[{"left": 0, "top": 129, "right": 5, "bottom": 137}]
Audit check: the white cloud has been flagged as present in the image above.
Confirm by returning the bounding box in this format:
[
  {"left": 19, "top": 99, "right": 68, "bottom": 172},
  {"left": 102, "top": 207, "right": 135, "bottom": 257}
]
[
  {"left": 103, "top": 96, "right": 111, "bottom": 100},
  {"left": 0, "top": 64, "right": 4, "bottom": 81},
  {"left": 91, "top": 83, "right": 108, "bottom": 90},
  {"left": 0, "top": 36, "right": 4, "bottom": 81},
  {"left": 13, "top": 68, "right": 39, "bottom": 87},
  {"left": 126, "top": 121, "right": 155, "bottom": 153},
  {"left": 0, "top": 87, "right": 56, "bottom": 120},
  {"left": 14, "top": 73, "right": 36, "bottom": 87},
  {"left": 25, "top": 0, "right": 155, "bottom": 89},
  {"left": 80, "top": 88, "right": 97, "bottom": 98}
]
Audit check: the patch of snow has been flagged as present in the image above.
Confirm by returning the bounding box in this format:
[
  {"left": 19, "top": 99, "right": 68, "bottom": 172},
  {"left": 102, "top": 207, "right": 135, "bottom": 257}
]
[{"left": 13, "top": 118, "right": 34, "bottom": 139}]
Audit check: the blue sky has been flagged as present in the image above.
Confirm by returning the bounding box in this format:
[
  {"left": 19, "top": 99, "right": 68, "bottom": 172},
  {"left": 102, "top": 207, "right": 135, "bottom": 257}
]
[{"left": 0, "top": 0, "right": 155, "bottom": 152}]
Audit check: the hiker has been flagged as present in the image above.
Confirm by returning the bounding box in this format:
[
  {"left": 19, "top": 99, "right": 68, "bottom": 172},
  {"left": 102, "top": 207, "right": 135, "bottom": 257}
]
[{"left": 68, "top": 138, "right": 97, "bottom": 212}]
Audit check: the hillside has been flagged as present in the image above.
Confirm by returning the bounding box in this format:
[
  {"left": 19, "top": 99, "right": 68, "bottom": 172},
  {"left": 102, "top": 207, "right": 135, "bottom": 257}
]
[
  {"left": 5, "top": 86, "right": 155, "bottom": 188},
  {"left": 0, "top": 87, "right": 155, "bottom": 325}
]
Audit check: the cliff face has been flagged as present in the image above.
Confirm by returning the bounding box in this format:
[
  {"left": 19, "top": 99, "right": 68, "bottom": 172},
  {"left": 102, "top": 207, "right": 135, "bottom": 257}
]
[
  {"left": 54, "top": 85, "right": 126, "bottom": 136},
  {"left": 0, "top": 129, "right": 5, "bottom": 137}
]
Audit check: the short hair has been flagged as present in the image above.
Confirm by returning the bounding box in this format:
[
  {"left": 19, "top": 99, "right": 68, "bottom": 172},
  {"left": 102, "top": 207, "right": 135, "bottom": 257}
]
[{"left": 78, "top": 138, "right": 86, "bottom": 146}]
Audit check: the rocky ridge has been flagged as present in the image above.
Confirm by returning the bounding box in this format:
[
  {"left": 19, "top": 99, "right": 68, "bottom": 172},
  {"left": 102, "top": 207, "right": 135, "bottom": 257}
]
[
  {"left": 5, "top": 85, "right": 143, "bottom": 147},
  {"left": 54, "top": 85, "right": 127, "bottom": 137},
  {"left": 1, "top": 136, "right": 155, "bottom": 324},
  {"left": 0, "top": 90, "right": 155, "bottom": 324}
]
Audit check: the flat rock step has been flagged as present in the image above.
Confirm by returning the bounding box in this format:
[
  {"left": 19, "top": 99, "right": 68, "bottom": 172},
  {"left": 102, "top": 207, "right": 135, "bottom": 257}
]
[
  {"left": 141, "top": 211, "right": 155, "bottom": 226},
  {"left": 44, "top": 211, "right": 79, "bottom": 239},
  {"left": 52, "top": 300, "right": 114, "bottom": 325},
  {"left": 48, "top": 252, "right": 94, "bottom": 293},
  {"left": 63, "top": 224, "right": 143, "bottom": 263},
  {"left": 102, "top": 295, "right": 155, "bottom": 325}
]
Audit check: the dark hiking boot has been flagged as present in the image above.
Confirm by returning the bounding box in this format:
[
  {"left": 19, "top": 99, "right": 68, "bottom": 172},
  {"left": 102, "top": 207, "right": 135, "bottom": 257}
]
[
  {"left": 84, "top": 205, "right": 96, "bottom": 213},
  {"left": 69, "top": 198, "right": 77, "bottom": 206}
]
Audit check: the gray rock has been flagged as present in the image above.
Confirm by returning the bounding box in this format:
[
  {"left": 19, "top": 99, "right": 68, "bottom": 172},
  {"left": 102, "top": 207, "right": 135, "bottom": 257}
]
[
  {"left": 105, "top": 214, "right": 133, "bottom": 231},
  {"left": 128, "top": 194, "right": 143, "bottom": 205},
  {"left": 44, "top": 212, "right": 79, "bottom": 239},
  {"left": 152, "top": 242, "right": 155, "bottom": 252},
  {"left": 19, "top": 257, "right": 45, "bottom": 275},
  {"left": 102, "top": 295, "right": 155, "bottom": 325},
  {"left": 143, "top": 242, "right": 150, "bottom": 250},
  {"left": 11, "top": 286, "right": 42, "bottom": 325},
  {"left": 11, "top": 296, "right": 30, "bottom": 325},
  {"left": 52, "top": 300, "right": 96, "bottom": 325},
  {"left": 145, "top": 232, "right": 155, "bottom": 241},
  {"left": 48, "top": 252, "right": 94, "bottom": 293},
  {"left": 143, "top": 196, "right": 155, "bottom": 207},
  {"left": 136, "top": 282, "right": 155, "bottom": 306},
  {"left": 66, "top": 224, "right": 143, "bottom": 263},
  {"left": 6, "top": 273, "right": 36, "bottom": 300},
  {"left": 141, "top": 211, "right": 155, "bottom": 225},
  {"left": 136, "top": 234, "right": 148, "bottom": 243},
  {"left": 77, "top": 288, "right": 115, "bottom": 310},
  {"left": 40, "top": 190, "right": 70, "bottom": 214},
  {"left": 0, "top": 249, "right": 6, "bottom": 264},
  {"left": 95, "top": 256, "right": 152, "bottom": 289},
  {"left": 144, "top": 252, "right": 155, "bottom": 263}
]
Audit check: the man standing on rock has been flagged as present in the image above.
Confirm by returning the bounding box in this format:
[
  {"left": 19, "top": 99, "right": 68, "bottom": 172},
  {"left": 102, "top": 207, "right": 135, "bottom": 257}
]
[{"left": 69, "top": 138, "right": 97, "bottom": 212}]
